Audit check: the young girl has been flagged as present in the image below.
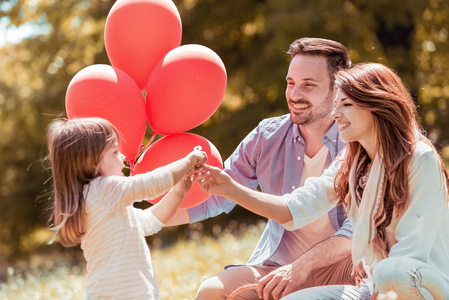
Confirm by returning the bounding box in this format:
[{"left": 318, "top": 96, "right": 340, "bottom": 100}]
[
  {"left": 195, "top": 63, "right": 449, "bottom": 299},
  {"left": 46, "top": 117, "right": 207, "bottom": 299}
]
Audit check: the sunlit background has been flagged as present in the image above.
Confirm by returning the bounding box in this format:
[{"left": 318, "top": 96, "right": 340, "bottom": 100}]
[{"left": 0, "top": 0, "right": 448, "bottom": 299}]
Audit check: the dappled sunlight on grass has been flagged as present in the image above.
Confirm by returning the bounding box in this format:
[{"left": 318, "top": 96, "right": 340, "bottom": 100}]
[
  {"left": 154, "top": 221, "right": 265, "bottom": 299},
  {"left": 0, "top": 261, "right": 85, "bottom": 299},
  {"left": 0, "top": 221, "right": 265, "bottom": 300}
]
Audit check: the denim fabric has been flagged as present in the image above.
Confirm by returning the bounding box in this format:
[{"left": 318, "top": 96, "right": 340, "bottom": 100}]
[
  {"left": 281, "top": 256, "right": 449, "bottom": 300},
  {"left": 281, "top": 284, "right": 371, "bottom": 300},
  {"left": 373, "top": 257, "right": 449, "bottom": 300},
  {"left": 188, "top": 114, "right": 350, "bottom": 265}
]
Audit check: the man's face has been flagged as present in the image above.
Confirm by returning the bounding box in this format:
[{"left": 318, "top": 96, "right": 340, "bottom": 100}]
[{"left": 285, "top": 54, "right": 334, "bottom": 127}]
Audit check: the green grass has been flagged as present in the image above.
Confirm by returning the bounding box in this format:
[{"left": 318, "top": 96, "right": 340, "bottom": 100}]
[
  {"left": 0, "top": 220, "right": 399, "bottom": 300},
  {"left": 0, "top": 221, "right": 265, "bottom": 300}
]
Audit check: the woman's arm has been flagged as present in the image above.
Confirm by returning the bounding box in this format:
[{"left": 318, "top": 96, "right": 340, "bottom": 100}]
[
  {"left": 196, "top": 159, "right": 340, "bottom": 226},
  {"left": 196, "top": 165, "right": 293, "bottom": 224},
  {"left": 282, "top": 161, "right": 340, "bottom": 230}
]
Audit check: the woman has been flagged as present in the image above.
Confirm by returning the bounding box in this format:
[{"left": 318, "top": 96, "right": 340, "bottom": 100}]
[{"left": 195, "top": 63, "right": 449, "bottom": 299}]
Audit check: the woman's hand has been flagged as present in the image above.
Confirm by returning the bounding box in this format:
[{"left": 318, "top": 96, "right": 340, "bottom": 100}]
[
  {"left": 194, "top": 164, "right": 292, "bottom": 224},
  {"left": 193, "top": 164, "right": 233, "bottom": 197}
]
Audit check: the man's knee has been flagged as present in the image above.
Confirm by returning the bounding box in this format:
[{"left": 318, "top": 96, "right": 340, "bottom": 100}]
[
  {"left": 196, "top": 276, "right": 226, "bottom": 300},
  {"left": 196, "top": 266, "right": 263, "bottom": 300}
]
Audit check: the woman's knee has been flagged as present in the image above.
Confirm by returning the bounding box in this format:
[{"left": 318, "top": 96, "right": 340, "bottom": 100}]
[
  {"left": 373, "top": 257, "right": 407, "bottom": 288},
  {"left": 373, "top": 257, "right": 449, "bottom": 299}
]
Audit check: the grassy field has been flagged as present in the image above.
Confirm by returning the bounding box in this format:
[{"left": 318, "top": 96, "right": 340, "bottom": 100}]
[{"left": 0, "top": 221, "right": 265, "bottom": 300}]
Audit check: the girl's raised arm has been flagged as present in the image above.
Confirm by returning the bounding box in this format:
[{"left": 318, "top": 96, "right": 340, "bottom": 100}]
[{"left": 149, "top": 175, "right": 193, "bottom": 224}]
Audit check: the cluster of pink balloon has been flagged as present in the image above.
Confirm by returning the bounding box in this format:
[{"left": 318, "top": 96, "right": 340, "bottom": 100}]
[{"left": 65, "top": 0, "right": 226, "bottom": 209}]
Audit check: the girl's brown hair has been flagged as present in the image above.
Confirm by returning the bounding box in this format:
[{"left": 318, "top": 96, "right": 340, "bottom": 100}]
[
  {"left": 46, "top": 117, "right": 118, "bottom": 247},
  {"left": 334, "top": 63, "right": 449, "bottom": 218}
]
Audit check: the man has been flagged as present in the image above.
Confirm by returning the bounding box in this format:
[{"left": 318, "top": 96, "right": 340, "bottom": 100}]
[{"left": 169, "top": 37, "right": 353, "bottom": 299}]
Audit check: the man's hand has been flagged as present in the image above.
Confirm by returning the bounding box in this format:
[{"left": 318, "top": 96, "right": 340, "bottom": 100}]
[
  {"left": 258, "top": 236, "right": 352, "bottom": 299},
  {"left": 257, "top": 261, "right": 310, "bottom": 300}
]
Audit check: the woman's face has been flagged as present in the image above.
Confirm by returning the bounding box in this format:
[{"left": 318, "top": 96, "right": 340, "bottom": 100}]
[
  {"left": 98, "top": 141, "right": 126, "bottom": 176},
  {"left": 331, "top": 89, "right": 377, "bottom": 156}
]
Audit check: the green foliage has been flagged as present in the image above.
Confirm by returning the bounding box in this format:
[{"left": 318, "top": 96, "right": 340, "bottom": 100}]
[{"left": 0, "top": 0, "right": 448, "bottom": 262}]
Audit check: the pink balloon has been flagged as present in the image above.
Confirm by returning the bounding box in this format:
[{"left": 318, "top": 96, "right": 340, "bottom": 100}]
[
  {"left": 133, "top": 133, "right": 223, "bottom": 209},
  {"left": 105, "top": 0, "right": 182, "bottom": 90},
  {"left": 65, "top": 64, "right": 147, "bottom": 162},
  {"left": 146, "top": 44, "right": 227, "bottom": 135}
]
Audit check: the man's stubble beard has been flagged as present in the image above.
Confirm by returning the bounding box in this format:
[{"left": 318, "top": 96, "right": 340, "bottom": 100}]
[{"left": 289, "top": 91, "right": 334, "bottom": 127}]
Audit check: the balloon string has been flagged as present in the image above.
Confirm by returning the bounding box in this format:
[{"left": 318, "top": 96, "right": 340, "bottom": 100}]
[
  {"left": 126, "top": 132, "right": 158, "bottom": 176},
  {"left": 136, "top": 131, "right": 158, "bottom": 159},
  {"left": 129, "top": 159, "right": 136, "bottom": 176}
]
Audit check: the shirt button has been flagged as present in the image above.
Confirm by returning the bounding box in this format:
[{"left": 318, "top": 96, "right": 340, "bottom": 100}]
[
  {"left": 417, "top": 213, "right": 421, "bottom": 218},
  {"left": 333, "top": 139, "right": 337, "bottom": 143},
  {"left": 298, "top": 137, "right": 301, "bottom": 142},
  {"left": 291, "top": 185, "right": 296, "bottom": 190},
  {"left": 297, "top": 156, "right": 301, "bottom": 161}
]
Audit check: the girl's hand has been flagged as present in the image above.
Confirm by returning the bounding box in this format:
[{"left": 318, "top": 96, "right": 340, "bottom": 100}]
[
  {"left": 172, "top": 174, "right": 193, "bottom": 196},
  {"left": 168, "top": 149, "right": 207, "bottom": 186},
  {"left": 187, "top": 150, "right": 208, "bottom": 169},
  {"left": 193, "top": 164, "right": 232, "bottom": 197}
]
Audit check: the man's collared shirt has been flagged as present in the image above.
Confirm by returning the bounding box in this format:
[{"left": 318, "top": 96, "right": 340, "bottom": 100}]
[{"left": 188, "top": 114, "right": 351, "bottom": 265}]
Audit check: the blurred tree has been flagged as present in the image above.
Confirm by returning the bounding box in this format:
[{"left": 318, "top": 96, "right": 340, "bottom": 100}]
[
  {"left": 0, "top": 0, "right": 114, "bottom": 264},
  {"left": 0, "top": 0, "right": 448, "bottom": 262},
  {"left": 413, "top": 0, "right": 449, "bottom": 151}
]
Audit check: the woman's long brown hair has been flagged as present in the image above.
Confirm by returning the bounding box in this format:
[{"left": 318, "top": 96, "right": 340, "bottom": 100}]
[
  {"left": 46, "top": 118, "right": 118, "bottom": 247},
  {"left": 334, "top": 63, "right": 449, "bottom": 217}
]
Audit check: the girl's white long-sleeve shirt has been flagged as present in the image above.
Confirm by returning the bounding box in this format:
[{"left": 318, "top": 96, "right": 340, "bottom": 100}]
[{"left": 81, "top": 167, "right": 173, "bottom": 299}]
